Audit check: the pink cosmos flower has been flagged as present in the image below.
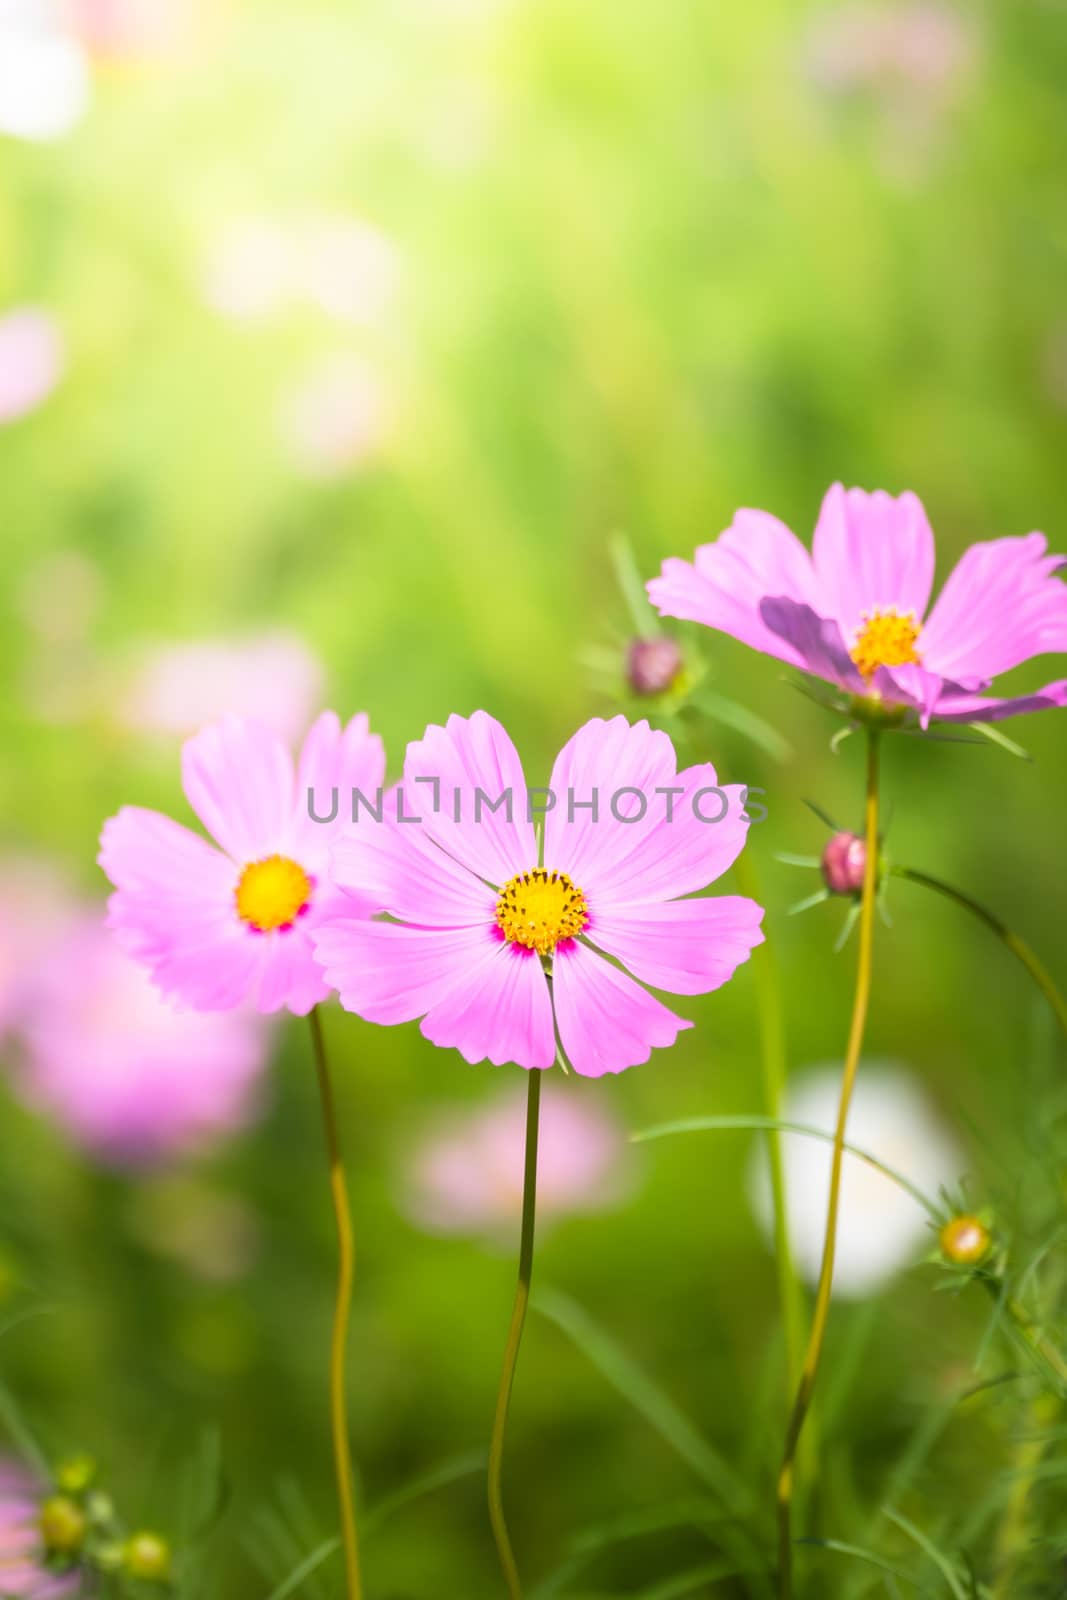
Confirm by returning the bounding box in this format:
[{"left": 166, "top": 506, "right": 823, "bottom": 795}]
[
  {"left": 0, "top": 1461, "right": 77, "bottom": 1598},
  {"left": 99, "top": 712, "right": 385, "bottom": 1015},
  {"left": 11, "top": 916, "right": 269, "bottom": 1165},
  {"left": 400, "top": 1084, "right": 636, "bottom": 1237},
  {"left": 312, "top": 712, "right": 764, "bottom": 1076},
  {"left": 648, "top": 484, "right": 1067, "bottom": 727},
  {"left": 119, "top": 630, "right": 326, "bottom": 743}
]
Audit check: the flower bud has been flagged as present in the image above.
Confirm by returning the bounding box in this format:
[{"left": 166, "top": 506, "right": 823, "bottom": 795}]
[
  {"left": 39, "top": 1495, "right": 87, "bottom": 1555},
  {"left": 123, "top": 1531, "right": 171, "bottom": 1582},
  {"left": 55, "top": 1455, "right": 95, "bottom": 1494},
  {"left": 820, "top": 831, "right": 867, "bottom": 896},
  {"left": 626, "top": 637, "right": 683, "bottom": 697},
  {"left": 939, "top": 1213, "right": 991, "bottom": 1266}
]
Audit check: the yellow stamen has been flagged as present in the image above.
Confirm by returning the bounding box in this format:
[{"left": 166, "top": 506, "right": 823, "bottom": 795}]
[
  {"left": 495, "top": 867, "right": 588, "bottom": 955},
  {"left": 235, "top": 854, "right": 312, "bottom": 932},
  {"left": 850, "top": 609, "right": 922, "bottom": 681}
]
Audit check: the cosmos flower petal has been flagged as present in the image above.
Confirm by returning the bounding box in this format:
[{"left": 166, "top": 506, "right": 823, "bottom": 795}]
[
  {"left": 919, "top": 533, "right": 1067, "bottom": 682},
  {"left": 289, "top": 709, "right": 387, "bottom": 858},
  {"left": 99, "top": 807, "right": 261, "bottom": 1010},
  {"left": 330, "top": 795, "right": 494, "bottom": 927},
  {"left": 552, "top": 941, "right": 691, "bottom": 1077},
  {"left": 99, "top": 805, "right": 236, "bottom": 907},
  {"left": 870, "top": 661, "right": 947, "bottom": 729},
  {"left": 253, "top": 929, "right": 330, "bottom": 1015},
  {"left": 926, "top": 679, "right": 1067, "bottom": 723},
  {"left": 403, "top": 710, "right": 537, "bottom": 885},
  {"left": 182, "top": 716, "right": 295, "bottom": 862},
  {"left": 811, "top": 484, "right": 936, "bottom": 639},
  {"left": 647, "top": 509, "right": 817, "bottom": 666},
  {"left": 420, "top": 942, "right": 555, "bottom": 1068},
  {"left": 758, "top": 598, "right": 865, "bottom": 691},
  {"left": 544, "top": 715, "right": 675, "bottom": 888},
  {"left": 311, "top": 918, "right": 498, "bottom": 1024},
  {"left": 589, "top": 895, "right": 765, "bottom": 995}
]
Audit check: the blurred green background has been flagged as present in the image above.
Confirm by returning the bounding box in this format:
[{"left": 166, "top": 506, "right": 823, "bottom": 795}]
[{"left": 2, "top": 0, "right": 1066, "bottom": 1594}]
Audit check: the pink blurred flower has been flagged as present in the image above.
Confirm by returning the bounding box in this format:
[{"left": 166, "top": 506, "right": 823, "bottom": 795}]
[
  {"left": 13, "top": 916, "right": 270, "bottom": 1165},
  {"left": 806, "top": 3, "right": 973, "bottom": 100},
  {"left": 280, "top": 353, "right": 388, "bottom": 477},
  {"left": 120, "top": 631, "right": 326, "bottom": 743},
  {"left": 0, "top": 858, "right": 75, "bottom": 1036},
  {"left": 313, "top": 712, "right": 764, "bottom": 1076},
  {"left": 0, "top": 1460, "right": 77, "bottom": 1598},
  {"left": 99, "top": 712, "right": 385, "bottom": 1015},
  {"left": 648, "top": 484, "right": 1067, "bottom": 728},
  {"left": 67, "top": 0, "right": 207, "bottom": 62},
  {"left": 401, "top": 1085, "right": 636, "bottom": 1237},
  {"left": 0, "top": 310, "right": 65, "bottom": 423}
]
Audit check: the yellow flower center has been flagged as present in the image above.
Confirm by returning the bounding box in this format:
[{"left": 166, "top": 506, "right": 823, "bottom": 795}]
[
  {"left": 850, "top": 609, "right": 922, "bottom": 681},
  {"left": 235, "top": 854, "right": 312, "bottom": 932},
  {"left": 495, "top": 868, "right": 588, "bottom": 955}
]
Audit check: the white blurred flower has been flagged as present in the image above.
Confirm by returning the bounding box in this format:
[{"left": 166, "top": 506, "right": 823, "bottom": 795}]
[
  {"left": 280, "top": 352, "right": 388, "bottom": 477},
  {"left": 202, "top": 211, "right": 399, "bottom": 328},
  {"left": 399, "top": 1084, "right": 638, "bottom": 1239},
  {"left": 201, "top": 215, "right": 297, "bottom": 321},
  {"left": 749, "top": 1063, "right": 963, "bottom": 1298},
  {"left": 0, "top": 2, "right": 89, "bottom": 141},
  {"left": 0, "top": 308, "right": 65, "bottom": 423},
  {"left": 119, "top": 630, "right": 326, "bottom": 742},
  {"left": 298, "top": 215, "right": 398, "bottom": 328}
]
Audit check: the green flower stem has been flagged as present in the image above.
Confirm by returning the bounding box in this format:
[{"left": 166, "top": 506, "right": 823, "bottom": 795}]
[
  {"left": 308, "top": 1007, "right": 363, "bottom": 1600},
  {"left": 776, "top": 728, "right": 882, "bottom": 1600},
  {"left": 488, "top": 1066, "right": 543, "bottom": 1600},
  {"left": 889, "top": 865, "right": 1067, "bottom": 1041}
]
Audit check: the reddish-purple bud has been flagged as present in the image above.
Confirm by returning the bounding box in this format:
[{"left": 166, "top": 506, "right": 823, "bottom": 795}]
[
  {"left": 821, "top": 831, "right": 867, "bottom": 896},
  {"left": 627, "top": 637, "right": 683, "bottom": 696}
]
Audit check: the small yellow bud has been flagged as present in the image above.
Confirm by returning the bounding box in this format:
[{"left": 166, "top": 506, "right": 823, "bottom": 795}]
[
  {"left": 124, "top": 1531, "right": 171, "bottom": 1582},
  {"left": 940, "top": 1214, "right": 991, "bottom": 1267},
  {"left": 55, "top": 1454, "right": 96, "bottom": 1494},
  {"left": 39, "top": 1495, "right": 87, "bottom": 1554}
]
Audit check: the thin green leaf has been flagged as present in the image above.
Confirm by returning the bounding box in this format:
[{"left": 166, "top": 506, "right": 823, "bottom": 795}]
[
  {"left": 0, "top": 1372, "right": 49, "bottom": 1478},
  {"left": 801, "top": 1538, "right": 939, "bottom": 1595},
  {"left": 362, "top": 1448, "right": 486, "bottom": 1536},
  {"left": 633, "top": 1116, "right": 942, "bottom": 1219},
  {"left": 609, "top": 532, "right": 659, "bottom": 636},
  {"left": 532, "top": 1286, "right": 750, "bottom": 1516},
  {"left": 967, "top": 722, "right": 1032, "bottom": 761},
  {"left": 261, "top": 1538, "right": 341, "bottom": 1600},
  {"left": 883, "top": 1509, "right": 968, "bottom": 1600},
  {"left": 688, "top": 687, "right": 793, "bottom": 762}
]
